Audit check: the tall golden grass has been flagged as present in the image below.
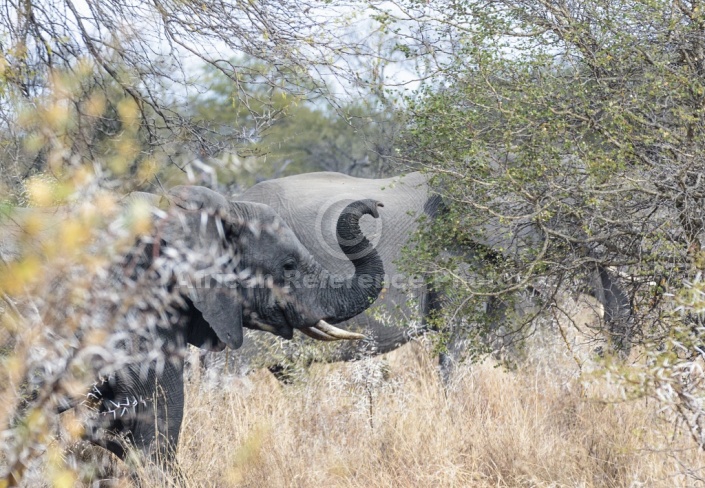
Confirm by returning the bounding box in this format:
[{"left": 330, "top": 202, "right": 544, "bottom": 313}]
[
  {"left": 13, "top": 300, "right": 705, "bottom": 487},
  {"left": 166, "top": 330, "right": 705, "bottom": 487}
]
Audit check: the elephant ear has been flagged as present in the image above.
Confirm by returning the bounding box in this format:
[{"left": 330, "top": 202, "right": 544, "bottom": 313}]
[{"left": 162, "top": 186, "right": 244, "bottom": 350}]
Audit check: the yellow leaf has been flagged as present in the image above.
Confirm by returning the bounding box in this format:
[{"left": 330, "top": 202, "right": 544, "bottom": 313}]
[
  {"left": 22, "top": 213, "right": 45, "bottom": 238},
  {"left": 3, "top": 355, "right": 22, "bottom": 380},
  {"left": 117, "top": 138, "right": 139, "bottom": 159},
  {"left": 1, "top": 257, "right": 41, "bottom": 294},
  {"left": 26, "top": 408, "right": 46, "bottom": 430},
  {"left": 60, "top": 220, "right": 89, "bottom": 252},
  {"left": 117, "top": 97, "right": 140, "bottom": 130},
  {"left": 45, "top": 103, "right": 70, "bottom": 131},
  {"left": 22, "top": 132, "right": 46, "bottom": 153},
  {"left": 137, "top": 157, "right": 160, "bottom": 182},
  {"left": 108, "top": 155, "right": 129, "bottom": 175},
  {"left": 26, "top": 178, "right": 55, "bottom": 207},
  {"left": 54, "top": 181, "right": 75, "bottom": 203},
  {"left": 1, "top": 311, "right": 19, "bottom": 334},
  {"left": 129, "top": 199, "right": 153, "bottom": 236},
  {"left": 52, "top": 469, "right": 77, "bottom": 488},
  {"left": 84, "top": 93, "right": 106, "bottom": 118}
]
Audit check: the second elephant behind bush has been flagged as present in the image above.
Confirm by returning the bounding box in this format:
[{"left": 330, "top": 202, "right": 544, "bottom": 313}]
[{"left": 211, "top": 171, "right": 633, "bottom": 379}]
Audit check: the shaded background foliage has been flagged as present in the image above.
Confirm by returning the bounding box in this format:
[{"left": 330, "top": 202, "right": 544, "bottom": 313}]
[
  {"left": 397, "top": 0, "right": 705, "bottom": 286},
  {"left": 0, "top": 0, "right": 399, "bottom": 196},
  {"left": 385, "top": 0, "right": 705, "bottom": 445}
]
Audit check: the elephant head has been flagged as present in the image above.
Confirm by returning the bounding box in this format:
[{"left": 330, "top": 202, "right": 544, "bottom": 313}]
[
  {"left": 161, "top": 185, "right": 385, "bottom": 349},
  {"left": 52, "top": 185, "right": 386, "bottom": 464}
]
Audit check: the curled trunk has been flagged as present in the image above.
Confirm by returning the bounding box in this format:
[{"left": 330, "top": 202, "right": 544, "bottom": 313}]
[{"left": 321, "top": 199, "right": 385, "bottom": 324}]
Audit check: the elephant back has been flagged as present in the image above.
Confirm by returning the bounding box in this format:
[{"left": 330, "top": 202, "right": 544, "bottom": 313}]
[{"left": 241, "top": 172, "right": 432, "bottom": 276}]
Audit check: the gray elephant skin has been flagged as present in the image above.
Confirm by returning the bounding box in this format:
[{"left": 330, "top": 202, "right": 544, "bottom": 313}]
[
  {"left": 5, "top": 186, "right": 384, "bottom": 466},
  {"left": 227, "top": 171, "right": 632, "bottom": 378}
]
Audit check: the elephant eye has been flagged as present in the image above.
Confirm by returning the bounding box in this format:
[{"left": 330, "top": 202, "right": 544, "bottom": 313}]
[{"left": 282, "top": 259, "right": 297, "bottom": 271}]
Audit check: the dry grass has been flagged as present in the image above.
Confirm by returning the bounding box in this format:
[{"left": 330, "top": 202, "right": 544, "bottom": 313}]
[
  {"left": 162, "top": 337, "right": 705, "bottom": 487},
  {"left": 18, "top": 297, "right": 705, "bottom": 487}
]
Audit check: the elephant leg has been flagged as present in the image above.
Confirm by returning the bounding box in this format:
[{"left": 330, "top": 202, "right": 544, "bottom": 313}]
[
  {"left": 438, "top": 351, "right": 455, "bottom": 385},
  {"left": 438, "top": 311, "right": 489, "bottom": 384},
  {"left": 589, "top": 266, "right": 633, "bottom": 356},
  {"left": 87, "top": 356, "right": 186, "bottom": 473},
  {"left": 438, "top": 292, "right": 528, "bottom": 382},
  {"left": 131, "top": 359, "right": 185, "bottom": 464},
  {"left": 437, "top": 300, "right": 502, "bottom": 384}
]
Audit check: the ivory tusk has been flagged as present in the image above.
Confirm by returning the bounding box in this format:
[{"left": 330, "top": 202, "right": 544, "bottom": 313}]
[
  {"left": 251, "top": 319, "right": 366, "bottom": 341},
  {"left": 313, "top": 320, "right": 367, "bottom": 340},
  {"left": 299, "top": 326, "right": 339, "bottom": 341}
]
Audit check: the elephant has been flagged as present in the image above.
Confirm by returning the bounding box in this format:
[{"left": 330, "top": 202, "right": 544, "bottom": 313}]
[
  {"left": 219, "top": 171, "right": 633, "bottom": 380},
  {"left": 4, "top": 185, "right": 385, "bottom": 470}
]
